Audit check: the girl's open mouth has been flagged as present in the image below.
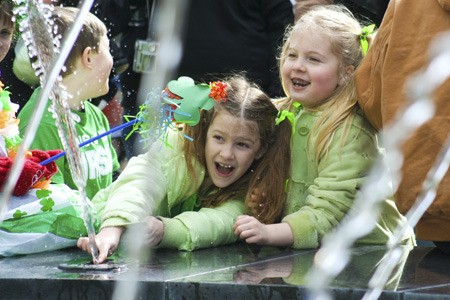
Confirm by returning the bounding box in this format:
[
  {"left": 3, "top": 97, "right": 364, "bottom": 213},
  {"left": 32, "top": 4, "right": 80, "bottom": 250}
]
[{"left": 215, "top": 162, "right": 234, "bottom": 176}]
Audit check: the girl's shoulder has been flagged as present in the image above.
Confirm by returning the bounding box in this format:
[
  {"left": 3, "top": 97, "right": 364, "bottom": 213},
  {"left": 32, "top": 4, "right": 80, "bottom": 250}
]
[
  {"left": 337, "top": 109, "right": 378, "bottom": 148},
  {"left": 352, "top": 108, "right": 377, "bottom": 135},
  {"left": 18, "top": 100, "right": 55, "bottom": 129},
  {"left": 147, "top": 129, "right": 196, "bottom": 170}
]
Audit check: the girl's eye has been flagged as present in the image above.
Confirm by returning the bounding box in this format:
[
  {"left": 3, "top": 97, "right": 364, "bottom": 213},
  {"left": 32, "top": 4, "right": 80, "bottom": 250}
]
[
  {"left": 0, "top": 29, "right": 12, "bottom": 37},
  {"left": 309, "top": 57, "right": 320, "bottom": 62},
  {"left": 213, "top": 135, "right": 224, "bottom": 141},
  {"left": 237, "top": 142, "right": 250, "bottom": 149},
  {"left": 287, "top": 53, "right": 296, "bottom": 58}
]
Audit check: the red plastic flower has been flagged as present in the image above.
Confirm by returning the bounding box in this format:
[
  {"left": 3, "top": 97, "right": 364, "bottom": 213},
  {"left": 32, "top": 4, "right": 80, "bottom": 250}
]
[
  {"left": 163, "top": 87, "right": 181, "bottom": 122},
  {"left": 209, "top": 81, "right": 228, "bottom": 102},
  {"left": 164, "top": 87, "right": 181, "bottom": 100}
]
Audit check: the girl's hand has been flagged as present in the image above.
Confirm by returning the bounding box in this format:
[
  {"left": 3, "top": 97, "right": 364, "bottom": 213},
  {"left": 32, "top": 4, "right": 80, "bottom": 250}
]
[
  {"left": 143, "top": 216, "right": 164, "bottom": 247},
  {"left": 77, "top": 226, "right": 124, "bottom": 264},
  {"left": 234, "top": 215, "right": 295, "bottom": 247},
  {"left": 233, "top": 215, "right": 269, "bottom": 244}
]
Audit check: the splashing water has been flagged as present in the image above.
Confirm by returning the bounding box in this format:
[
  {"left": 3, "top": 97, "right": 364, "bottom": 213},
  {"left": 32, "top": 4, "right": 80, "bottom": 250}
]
[
  {"left": 362, "top": 32, "right": 450, "bottom": 300},
  {"left": 8, "top": 0, "right": 99, "bottom": 262},
  {"left": 112, "top": 0, "right": 188, "bottom": 299},
  {"left": 363, "top": 138, "right": 450, "bottom": 300},
  {"left": 305, "top": 97, "right": 435, "bottom": 300},
  {"left": 0, "top": 1, "right": 53, "bottom": 222},
  {"left": 306, "top": 32, "right": 450, "bottom": 300},
  {"left": 0, "top": 1, "right": 56, "bottom": 221}
]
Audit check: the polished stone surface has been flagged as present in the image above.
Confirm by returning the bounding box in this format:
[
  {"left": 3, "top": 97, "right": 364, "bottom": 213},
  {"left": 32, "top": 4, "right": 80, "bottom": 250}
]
[{"left": 1, "top": 244, "right": 450, "bottom": 299}]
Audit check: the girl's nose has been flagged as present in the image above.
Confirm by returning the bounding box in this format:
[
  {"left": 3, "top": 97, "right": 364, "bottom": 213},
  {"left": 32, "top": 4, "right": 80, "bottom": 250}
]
[
  {"left": 219, "top": 144, "right": 234, "bottom": 160},
  {"left": 293, "top": 58, "right": 306, "bottom": 72}
]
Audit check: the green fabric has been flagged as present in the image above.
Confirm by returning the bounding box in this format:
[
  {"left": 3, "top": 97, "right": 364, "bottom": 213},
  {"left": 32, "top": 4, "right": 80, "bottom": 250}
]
[
  {"left": 0, "top": 206, "right": 95, "bottom": 239},
  {"left": 92, "top": 131, "right": 197, "bottom": 228},
  {"left": 158, "top": 200, "right": 244, "bottom": 251},
  {"left": 282, "top": 109, "right": 415, "bottom": 249},
  {"left": 169, "top": 193, "right": 201, "bottom": 217},
  {"left": 18, "top": 87, "right": 120, "bottom": 200}
]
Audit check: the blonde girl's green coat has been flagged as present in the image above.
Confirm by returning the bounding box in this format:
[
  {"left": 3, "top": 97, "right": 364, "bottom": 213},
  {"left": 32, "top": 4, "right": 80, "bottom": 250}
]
[{"left": 282, "top": 109, "right": 415, "bottom": 249}]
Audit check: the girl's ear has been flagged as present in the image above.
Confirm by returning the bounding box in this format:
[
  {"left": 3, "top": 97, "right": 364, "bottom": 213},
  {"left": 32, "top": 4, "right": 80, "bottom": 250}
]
[
  {"left": 81, "top": 47, "right": 93, "bottom": 69},
  {"left": 339, "top": 64, "right": 355, "bottom": 85}
]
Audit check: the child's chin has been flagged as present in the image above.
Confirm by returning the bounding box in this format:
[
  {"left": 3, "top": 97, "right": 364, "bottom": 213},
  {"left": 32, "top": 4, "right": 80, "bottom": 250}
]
[
  {"left": 211, "top": 177, "right": 236, "bottom": 189},
  {"left": 92, "top": 85, "right": 109, "bottom": 98}
]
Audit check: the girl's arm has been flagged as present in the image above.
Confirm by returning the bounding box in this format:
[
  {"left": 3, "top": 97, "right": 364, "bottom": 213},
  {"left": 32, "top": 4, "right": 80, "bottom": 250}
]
[
  {"left": 93, "top": 132, "right": 191, "bottom": 228},
  {"left": 156, "top": 199, "right": 245, "bottom": 251},
  {"left": 77, "top": 146, "right": 169, "bottom": 262},
  {"left": 92, "top": 148, "right": 167, "bottom": 229}
]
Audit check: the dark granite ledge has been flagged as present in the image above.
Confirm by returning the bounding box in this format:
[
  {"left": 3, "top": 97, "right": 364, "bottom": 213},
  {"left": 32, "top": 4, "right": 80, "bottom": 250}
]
[
  {"left": 1, "top": 244, "right": 450, "bottom": 299},
  {"left": 404, "top": 286, "right": 450, "bottom": 300}
]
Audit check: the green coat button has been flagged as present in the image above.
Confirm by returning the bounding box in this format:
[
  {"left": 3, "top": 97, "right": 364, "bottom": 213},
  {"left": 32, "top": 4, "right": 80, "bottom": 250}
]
[{"left": 298, "top": 126, "right": 309, "bottom": 135}]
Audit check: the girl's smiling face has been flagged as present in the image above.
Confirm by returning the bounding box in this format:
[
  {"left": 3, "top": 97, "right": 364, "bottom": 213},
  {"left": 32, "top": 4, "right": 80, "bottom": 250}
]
[
  {"left": 281, "top": 27, "right": 343, "bottom": 108},
  {"left": 205, "top": 110, "right": 262, "bottom": 188},
  {"left": 0, "top": 19, "right": 14, "bottom": 63}
]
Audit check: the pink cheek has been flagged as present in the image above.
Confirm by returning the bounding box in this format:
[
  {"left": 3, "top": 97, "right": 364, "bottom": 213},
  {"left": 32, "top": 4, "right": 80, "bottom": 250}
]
[{"left": 281, "top": 63, "right": 292, "bottom": 74}]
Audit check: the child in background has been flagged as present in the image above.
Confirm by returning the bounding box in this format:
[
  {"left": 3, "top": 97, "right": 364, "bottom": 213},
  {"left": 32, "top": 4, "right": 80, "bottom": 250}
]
[
  {"left": 0, "top": 0, "right": 34, "bottom": 110},
  {"left": 0, "top": 0, "right": 15, "bottom": 63},
  {"left": 0, "top": 3, "right": 88, "bottom": 257},
  {"left": 0, "top": 0, "right": 60, "bottom": 195},
  {"left": 293, "top": 0, "right": 333, "bottom": 20},
  {"left": 18, "top": 6, "right": 120, "bottom": 200},
  {"left": 0, "top": 0, "right": 17, "bottom": 157},
  {"left": 77, "top": 75, "right": 291, "bottom": 263},
  {"left": 234, "top": 5, "right": 415, "bottom": 249}
]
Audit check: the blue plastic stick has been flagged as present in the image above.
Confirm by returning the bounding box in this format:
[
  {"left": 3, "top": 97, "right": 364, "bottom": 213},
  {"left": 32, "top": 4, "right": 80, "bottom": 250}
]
[{"left": 40, "top": 118, "right": 140, "bottom": 166}]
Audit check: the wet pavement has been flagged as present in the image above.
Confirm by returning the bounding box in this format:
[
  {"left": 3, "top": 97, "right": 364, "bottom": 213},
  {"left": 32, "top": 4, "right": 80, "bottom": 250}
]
[{"left": 1, "top": 243, "right": 450, "bottom": 299}]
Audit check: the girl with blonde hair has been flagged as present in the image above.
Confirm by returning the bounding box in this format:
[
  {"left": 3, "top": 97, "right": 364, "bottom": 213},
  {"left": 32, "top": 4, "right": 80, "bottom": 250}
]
[{"left": 234, "top": 5, "right": 415, "bottom": 249}]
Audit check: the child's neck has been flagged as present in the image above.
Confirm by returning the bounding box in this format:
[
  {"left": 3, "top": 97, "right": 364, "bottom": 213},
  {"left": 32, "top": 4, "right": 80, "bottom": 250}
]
[
  {"left": 60, "top": 75, "right": 88, "bottom": 111},
  {"left": 199, "top": 177, "right": 216, "bottom": 195}
]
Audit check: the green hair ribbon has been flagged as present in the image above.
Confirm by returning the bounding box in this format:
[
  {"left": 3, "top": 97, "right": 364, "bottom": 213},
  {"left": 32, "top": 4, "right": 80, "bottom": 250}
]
[
  {"left": 275, "top": 102, "right": 301, "bottom": 133},
  {"left": 360, "top": 24, "right": 376, "bottom": 56},
  {"left": 276, "top": 110, "right": 295, "bottom": 126}
]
